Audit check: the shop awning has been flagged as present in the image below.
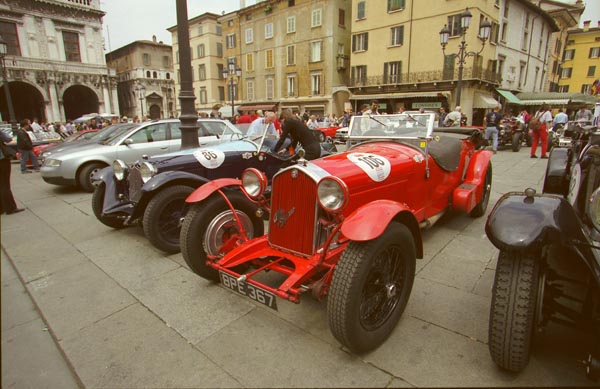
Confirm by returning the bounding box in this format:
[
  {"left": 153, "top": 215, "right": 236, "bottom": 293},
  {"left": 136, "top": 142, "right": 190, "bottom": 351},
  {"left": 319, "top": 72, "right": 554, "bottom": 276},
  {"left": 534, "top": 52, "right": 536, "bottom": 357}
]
[
  {"left": 519, "top": 99, "right": 570, "bottom": 105},
  {"left": 350, "top": 91, "right": 451, "bottom": 100},
  {"left": 496, "top": 89, "right": 523, "bottom": 104},
  {"left": 474, "top": 94, "right": 500, "bottom": 109},
  {"left": 238, "top": 104, "right": 277, "bottom": 112}
]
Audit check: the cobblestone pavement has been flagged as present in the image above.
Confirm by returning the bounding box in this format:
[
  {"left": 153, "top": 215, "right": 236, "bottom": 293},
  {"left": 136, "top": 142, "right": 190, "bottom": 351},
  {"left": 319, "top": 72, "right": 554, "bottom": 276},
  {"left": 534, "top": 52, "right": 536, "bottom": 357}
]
[{"left": 2, "top": 146, "right": 596, "bottom": 388}]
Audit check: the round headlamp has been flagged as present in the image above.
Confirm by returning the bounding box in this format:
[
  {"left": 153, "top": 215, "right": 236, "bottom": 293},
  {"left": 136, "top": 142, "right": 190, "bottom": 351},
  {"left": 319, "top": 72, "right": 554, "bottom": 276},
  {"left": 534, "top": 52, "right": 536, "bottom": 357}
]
[
  {"left": 112, "top": 159, "right": 128, "bottom": 181},
  {"left": 139, "top": 161, "right": 157, "bottom": 183},
  {"left": 317, "top": 177, "right": 349, "bottom": 213},
  {"left": 242, "top": 168, "right": 268, "bottom": 198}
]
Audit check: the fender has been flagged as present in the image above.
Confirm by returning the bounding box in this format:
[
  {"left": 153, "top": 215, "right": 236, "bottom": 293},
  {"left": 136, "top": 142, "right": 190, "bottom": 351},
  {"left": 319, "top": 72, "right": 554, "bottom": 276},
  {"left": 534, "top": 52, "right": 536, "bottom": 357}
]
[
  {"left": 186, "top": 178, "right": 242, "bottom": 203},
  {"left": 542, "top": 147, "right": 569, "bottom": 195},
  {"left": 93, "top": 165, "right": 114, "bottom": 184},
  {"left": 142, "top": 170, "right": 209, "bottom": 194},
  {"left": 453, "top": 150, "right": 492, "bottom": 213},
  {"left": 485, "top": 192, "right": 585, "bottom": 251},
  {"left": 341, "top": 199, "right": 423, "bottom": 258}
]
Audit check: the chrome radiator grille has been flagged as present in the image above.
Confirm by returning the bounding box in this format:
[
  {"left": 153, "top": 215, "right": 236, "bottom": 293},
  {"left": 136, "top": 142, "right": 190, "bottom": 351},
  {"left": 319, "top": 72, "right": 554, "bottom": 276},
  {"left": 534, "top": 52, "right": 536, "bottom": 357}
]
[{"left": 128, "top": 167, "right": 143, "bottom": 202}]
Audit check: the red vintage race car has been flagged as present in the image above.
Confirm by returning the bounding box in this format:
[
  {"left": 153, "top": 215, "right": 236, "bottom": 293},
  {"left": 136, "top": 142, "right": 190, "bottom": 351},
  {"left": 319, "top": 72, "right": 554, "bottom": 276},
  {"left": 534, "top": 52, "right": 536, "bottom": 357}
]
[
  {"left": 181, "top": 112, "right": 492, "bottom": 352},
  {"left": 312, "top": 125, "right": 340, "bottom": 142}
]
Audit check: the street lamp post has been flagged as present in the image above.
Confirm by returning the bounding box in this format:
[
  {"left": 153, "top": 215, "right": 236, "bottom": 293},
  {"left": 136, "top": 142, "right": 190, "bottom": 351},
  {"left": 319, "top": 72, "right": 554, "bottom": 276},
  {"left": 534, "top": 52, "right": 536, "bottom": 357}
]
[
  {"left": 135, "top": 83, "right": 146, "bottom": 119},
  {"left": 0, "top": 36, "right": 16, "bottom": 128},
  {"left": 439, "top": 8, "right": 492, "bottom": 107},
  {"left": 222, "top": 65, "right": 242, "bottom": 119}
]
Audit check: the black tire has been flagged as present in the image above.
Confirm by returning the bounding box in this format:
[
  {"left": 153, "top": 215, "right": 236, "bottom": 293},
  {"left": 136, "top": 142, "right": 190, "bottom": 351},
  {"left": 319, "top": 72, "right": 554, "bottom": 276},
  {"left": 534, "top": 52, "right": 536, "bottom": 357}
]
[
  {"left": 489, "top": 251, "right": 541, "bottom": 372},
  {"left": 143, "top": 185, "right": 194, "bottom": 253},
  {"left": 327, "top": 222, "right": 416, "bottom": 353},
  {"left": 92, "top": 183, "right": 125, "bottom": 229},
  {"left": 180, "top": 191, "right": 264, "bottom": 281},
  {"left": 78, "top": 162, "right": 105, "bottom": 192},
  {"left": 470, "top": 162, "right": 492, "bottom": 217},
  {"left": 511, "top": 133, "right": 522, "bottom": 152}
]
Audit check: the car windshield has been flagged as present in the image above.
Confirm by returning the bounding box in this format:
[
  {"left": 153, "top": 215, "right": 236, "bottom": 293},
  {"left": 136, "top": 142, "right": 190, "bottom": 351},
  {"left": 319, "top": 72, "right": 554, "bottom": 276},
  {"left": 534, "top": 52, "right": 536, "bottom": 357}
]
[
  {"left": 100, "top": 124, "right": 140, "bottom": 145},
  {"left": 348, "top": 113, "right": 435, "bottom": 140}
]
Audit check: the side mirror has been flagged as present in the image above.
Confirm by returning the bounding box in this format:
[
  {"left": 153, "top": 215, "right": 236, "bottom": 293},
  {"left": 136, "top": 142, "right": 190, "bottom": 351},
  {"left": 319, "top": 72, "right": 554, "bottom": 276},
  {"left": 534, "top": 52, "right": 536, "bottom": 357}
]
[{"left": 123, "top": 138, "right": 133, "bottom": 146}]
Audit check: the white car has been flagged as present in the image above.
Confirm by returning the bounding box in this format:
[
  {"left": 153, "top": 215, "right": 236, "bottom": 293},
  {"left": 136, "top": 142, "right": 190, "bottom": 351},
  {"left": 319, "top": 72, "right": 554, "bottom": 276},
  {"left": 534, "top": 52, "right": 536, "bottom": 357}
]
[{"left": 41, "top": 119, "right": 240, "bottom": 192}]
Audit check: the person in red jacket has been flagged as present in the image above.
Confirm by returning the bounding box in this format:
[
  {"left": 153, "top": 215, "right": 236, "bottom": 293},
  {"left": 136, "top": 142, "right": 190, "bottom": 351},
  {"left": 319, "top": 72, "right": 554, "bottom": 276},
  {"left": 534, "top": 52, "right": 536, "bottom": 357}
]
[{"left": 237, "top": 110, "right": 252, "bottom": 124}]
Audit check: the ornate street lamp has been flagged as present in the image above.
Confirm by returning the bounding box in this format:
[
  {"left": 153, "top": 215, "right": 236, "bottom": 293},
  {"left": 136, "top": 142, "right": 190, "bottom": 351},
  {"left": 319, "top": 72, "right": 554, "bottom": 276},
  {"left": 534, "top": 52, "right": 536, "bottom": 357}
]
[
  {"left": 222, "top": 65, "right": 242, "bottom": 119},
  {"left": 0, "top": 36, "right": 16, "bottom": 128},
  {"left": 135, "top": 83, "right": 146, "bottom": 118},
  {"left": 439, "top": 8, "right": 492, "bottom": 106}
]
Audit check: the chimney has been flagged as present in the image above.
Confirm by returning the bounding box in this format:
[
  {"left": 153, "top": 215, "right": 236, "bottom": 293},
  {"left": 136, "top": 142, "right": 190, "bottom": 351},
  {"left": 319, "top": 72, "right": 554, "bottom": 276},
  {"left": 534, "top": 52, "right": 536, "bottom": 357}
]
[
  {"left": 152, "top": 35, "right": 157, "bottom": 43},
  {"left": 240, "top": 0, "right": 246, "bottom": 8},
  {"left": 583, "top": 20, "right": 591, "bottom": 31}
]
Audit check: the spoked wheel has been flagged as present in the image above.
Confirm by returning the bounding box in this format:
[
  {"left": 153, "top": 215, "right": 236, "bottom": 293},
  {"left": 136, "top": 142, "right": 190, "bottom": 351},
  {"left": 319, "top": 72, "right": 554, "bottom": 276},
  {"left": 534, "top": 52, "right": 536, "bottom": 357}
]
[
  {"left": 470, "top": 162, "right": 492, "bottom": 217},
  {"left": 180, "top": 191, "right": 264, "bottom": 281},
  {"left": 328, "top": 222, "right": 416, "bottom": 353},
  {"left": 489, "top": 250, "right": 543, "bottom": 372},
  {"left": 143, "top": 185, "right": 194, "bottom": 253}
]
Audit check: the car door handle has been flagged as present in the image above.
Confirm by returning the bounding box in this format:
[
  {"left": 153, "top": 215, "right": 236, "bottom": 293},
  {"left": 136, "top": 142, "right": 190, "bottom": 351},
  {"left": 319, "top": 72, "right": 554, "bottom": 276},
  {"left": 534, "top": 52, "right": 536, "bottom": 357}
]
[{"left": 160, "top": 147, "right": 168, "bottom": 149}]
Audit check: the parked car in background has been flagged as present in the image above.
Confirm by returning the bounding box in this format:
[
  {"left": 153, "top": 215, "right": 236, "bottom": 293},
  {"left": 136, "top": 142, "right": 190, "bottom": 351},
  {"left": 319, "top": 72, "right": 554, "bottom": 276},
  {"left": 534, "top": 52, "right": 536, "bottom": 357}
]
[
  {"left": 41, "top": 119, "right": 232, "bottom": 192},
  {"left": 485, "top": 126, "right": 600, "bottom": 381},
  {"left": 180, "top": 112, "right": 492, "bottom": 352},
  {"left": 17, "top": 129, "right": 100, "bottom": 167},
  {"left": 311, "top": 126, "right": 339, "bottom": 142},
  {"left": 497, "top": 116, "right": 526, "bottom": 152},
  {"left": 39, "top": 123, "right": 134, "bottom": 163}
]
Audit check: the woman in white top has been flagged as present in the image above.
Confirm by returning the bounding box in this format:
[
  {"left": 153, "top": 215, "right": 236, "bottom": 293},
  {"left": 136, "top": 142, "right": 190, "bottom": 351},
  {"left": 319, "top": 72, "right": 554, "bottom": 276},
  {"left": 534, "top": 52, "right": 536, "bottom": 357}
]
[{"left": 530, "top": 103, "right": 552, "bottom": 159}]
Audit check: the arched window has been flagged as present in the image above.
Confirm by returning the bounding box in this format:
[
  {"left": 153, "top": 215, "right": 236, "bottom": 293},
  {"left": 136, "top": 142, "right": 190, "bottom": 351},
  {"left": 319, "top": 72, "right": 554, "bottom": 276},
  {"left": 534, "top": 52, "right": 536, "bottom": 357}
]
[
  {"left": 153, "top": 71, "right": 158, "bottom": 79},
  {"left": 146, "top": 71, "right": 151, "bottom": 78},
  {"left": 166, "top": 73, "right": 170, "bottom": 80}
]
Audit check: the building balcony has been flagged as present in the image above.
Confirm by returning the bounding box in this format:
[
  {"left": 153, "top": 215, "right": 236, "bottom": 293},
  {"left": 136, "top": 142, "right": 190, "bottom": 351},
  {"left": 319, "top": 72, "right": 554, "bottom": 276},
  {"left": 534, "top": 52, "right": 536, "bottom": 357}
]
[
  {"left": 53, "top": 0, "right": 102, "bottom": 10},
  {"left": 349, "top": 67, "right": 501, "bottom": 88}
]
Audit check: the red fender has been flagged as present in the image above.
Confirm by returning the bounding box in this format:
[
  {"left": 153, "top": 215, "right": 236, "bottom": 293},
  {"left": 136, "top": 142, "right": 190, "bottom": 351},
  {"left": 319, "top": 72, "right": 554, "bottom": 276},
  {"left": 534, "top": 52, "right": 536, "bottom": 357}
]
[
  {"left": 341, "top": 199, "right": 414, "bottom": 242},
  {"left": 453, "top": 150, "right": 493, "bottom": 213},
  {"left": 185, "top": 178, "right": 241, "bottom": 203}
]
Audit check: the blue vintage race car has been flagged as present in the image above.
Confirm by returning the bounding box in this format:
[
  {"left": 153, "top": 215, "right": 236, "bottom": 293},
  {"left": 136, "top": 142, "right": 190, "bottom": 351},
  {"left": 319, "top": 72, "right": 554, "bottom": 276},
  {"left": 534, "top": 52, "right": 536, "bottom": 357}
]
[{"left": 92, "top": 124, "right": 336, "bottom": 253}]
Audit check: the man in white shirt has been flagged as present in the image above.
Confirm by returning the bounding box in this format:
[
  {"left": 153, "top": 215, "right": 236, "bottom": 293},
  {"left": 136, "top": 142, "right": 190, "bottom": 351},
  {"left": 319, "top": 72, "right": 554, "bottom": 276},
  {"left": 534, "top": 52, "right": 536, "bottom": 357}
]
[
  {"left": 307, "top": 115, "right": 319, "bottom": 130},
  {"left": 246, "top": 111, "right": 279, "bottom": 137},
  {"left": 31, "top": 118, "right": 43, "bottom": 133},
  {"left": 444, "top": 106, "right": 462, "bottom": 127}
]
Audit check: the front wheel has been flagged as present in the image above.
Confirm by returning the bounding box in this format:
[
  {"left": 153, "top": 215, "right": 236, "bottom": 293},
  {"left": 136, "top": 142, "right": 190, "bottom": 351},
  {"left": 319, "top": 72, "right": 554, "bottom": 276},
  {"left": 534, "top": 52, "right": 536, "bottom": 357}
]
[
  {"left": 180, "top": 191, "right": 264, "bottom": 281},
  {"left": 143, "top": 185, "right": 194, "bottom": 253},
  {"left": 92, "top": 183, "right": 125, "bottom": 229},
  {"left": 512, "top": 133, "right": 522, "bottom": 152},
  {"left": 470, "top": 162, "right": 492, "bottom": 217},
  {"left": 327, "top": 222, "right": 416, "bottom": 353},
  {"left": 78, "top": 162, "right": 105, "bottom": 192},
  {"left": 489, "top": 251, "right": 542, "bottom": 372}
]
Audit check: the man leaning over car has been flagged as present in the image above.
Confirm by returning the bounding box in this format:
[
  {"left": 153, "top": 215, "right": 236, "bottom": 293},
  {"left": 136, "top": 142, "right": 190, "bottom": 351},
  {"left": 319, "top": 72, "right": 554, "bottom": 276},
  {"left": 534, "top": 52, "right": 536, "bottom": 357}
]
[{"left": 276, "top": 109, "right": 321, "bottom": 160}]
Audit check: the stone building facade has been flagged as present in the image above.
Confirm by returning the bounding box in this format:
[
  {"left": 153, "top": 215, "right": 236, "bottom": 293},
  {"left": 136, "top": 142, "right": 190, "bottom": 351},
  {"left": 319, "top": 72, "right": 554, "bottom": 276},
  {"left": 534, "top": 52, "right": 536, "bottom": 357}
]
[
  {"left": 106, "top": 37, "right": 175, "bottom": 120},
  {"left": 0, "top": 0, "right": 118, "bottom": 124}
]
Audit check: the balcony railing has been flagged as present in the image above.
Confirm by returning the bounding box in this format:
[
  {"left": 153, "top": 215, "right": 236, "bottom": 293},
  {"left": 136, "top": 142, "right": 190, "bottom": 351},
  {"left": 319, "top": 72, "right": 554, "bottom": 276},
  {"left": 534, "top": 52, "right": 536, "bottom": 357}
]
[
  {"left": 349, "top": 67, "right": 501, "bottom": 87},
  {"left": 59, "top": 0, "right": 101, "bottom": 8}
]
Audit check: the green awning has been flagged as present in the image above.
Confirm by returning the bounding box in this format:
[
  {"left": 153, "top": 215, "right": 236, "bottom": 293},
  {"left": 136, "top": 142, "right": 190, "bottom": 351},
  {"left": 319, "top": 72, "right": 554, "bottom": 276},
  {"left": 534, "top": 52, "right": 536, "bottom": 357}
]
[{"left": 496, "top": 89, "right": 523, "bottom": 105}]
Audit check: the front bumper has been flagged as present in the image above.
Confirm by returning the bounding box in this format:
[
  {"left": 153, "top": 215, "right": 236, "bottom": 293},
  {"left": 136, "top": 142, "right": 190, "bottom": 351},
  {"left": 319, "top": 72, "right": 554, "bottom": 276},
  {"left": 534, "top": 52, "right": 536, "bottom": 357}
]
[{"left": 41, "top": 175, "right": 76, "bottom": 186}]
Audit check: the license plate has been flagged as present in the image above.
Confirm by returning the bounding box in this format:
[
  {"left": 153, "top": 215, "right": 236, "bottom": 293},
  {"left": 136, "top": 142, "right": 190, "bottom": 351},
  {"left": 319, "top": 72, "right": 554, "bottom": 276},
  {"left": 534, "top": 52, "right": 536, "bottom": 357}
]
[{"left": 219, "top": 271, "right": 278, "bottom": 310}]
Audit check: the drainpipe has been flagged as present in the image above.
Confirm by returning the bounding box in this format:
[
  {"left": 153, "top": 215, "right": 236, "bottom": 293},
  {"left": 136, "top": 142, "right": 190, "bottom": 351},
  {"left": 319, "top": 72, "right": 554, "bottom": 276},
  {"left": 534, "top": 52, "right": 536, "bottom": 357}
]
[{"left": 524, "top": 14, "right": 538, "bottom": 88}]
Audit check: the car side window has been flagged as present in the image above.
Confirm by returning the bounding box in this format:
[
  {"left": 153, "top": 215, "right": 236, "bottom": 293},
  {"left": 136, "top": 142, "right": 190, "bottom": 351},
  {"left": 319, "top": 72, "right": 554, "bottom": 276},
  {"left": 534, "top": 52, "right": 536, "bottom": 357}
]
[
  {"left": 169, "top": 122, "right": 181, "bottom": 140},
  {"left": 129, "top": 123, "right": 168, "bottom": 143}
]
